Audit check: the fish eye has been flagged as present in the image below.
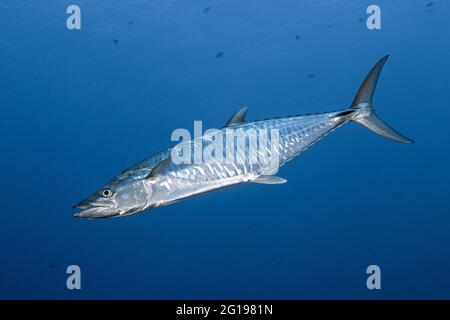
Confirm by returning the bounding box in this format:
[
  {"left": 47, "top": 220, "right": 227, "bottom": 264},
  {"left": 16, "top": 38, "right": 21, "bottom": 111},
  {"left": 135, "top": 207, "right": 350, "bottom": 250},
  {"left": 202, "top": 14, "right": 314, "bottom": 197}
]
[{"left": 101, "top": 188, "right": 113, "bottom": 198}]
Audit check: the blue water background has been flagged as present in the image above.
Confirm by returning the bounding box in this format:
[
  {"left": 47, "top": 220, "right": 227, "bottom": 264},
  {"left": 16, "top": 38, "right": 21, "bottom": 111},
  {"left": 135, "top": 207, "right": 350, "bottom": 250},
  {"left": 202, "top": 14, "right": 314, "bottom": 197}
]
[{"left": 0, "top": 0, "right": 449, "bottom": 299}]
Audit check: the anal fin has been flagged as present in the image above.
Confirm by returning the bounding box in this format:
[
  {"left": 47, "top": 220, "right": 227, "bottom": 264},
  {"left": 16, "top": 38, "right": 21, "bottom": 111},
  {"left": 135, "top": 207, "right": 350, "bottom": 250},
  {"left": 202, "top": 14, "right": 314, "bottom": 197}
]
[{"left": 253, "top": 175, "right": 287, "bottom": 185}]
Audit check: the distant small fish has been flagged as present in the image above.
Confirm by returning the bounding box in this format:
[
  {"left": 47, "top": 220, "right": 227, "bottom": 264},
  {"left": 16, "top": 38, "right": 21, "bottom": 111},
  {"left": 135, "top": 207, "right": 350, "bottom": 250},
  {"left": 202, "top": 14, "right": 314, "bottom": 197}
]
[
  {"left": 295, "top": 34, "right": 301, "bottom": 40},
  {"left": 327, "top": 24, "right": 334, "bottom": 29},
  {"left": 365, "top": 247, "right": 373, "bottom": 252},
  {"left": 204, "top": 6, "right": 211, "bottom": 13},
  {"left": 426, "top": 1, "right": 435, "bottom": 7},
  {"left": 247, "top": 225, "right": 256, "bottom": 230},
  {"left": 49, "top": 155, "right": 57, "bottom": 161},
  {"left": 307, "top": 74, "right": 316, "bottom": 79},
  {"left": 113, "top": 39, "right": 119, "bottom": 45},
  {"left": 48, "top": 264, "right": 56, "bottom": 269},
  {"left": 127, "top": 21, "right": 134, "bottom": 26},
  {"left": 216, "top": 51, "right": 224, "bottom": 58},
  {"left": 340, "top": 281, "right": 347, "bottom": 287},
  {"left": 397, "top": 192, "right": 404, "bottom": 198},
  {"left": 358, "top": 18, "right": 365, "bottom": 23}
]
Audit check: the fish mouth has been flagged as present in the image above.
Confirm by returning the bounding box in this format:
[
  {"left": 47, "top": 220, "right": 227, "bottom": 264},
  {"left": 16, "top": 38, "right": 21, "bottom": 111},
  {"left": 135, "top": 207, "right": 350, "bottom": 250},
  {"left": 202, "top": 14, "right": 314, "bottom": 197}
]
[
  {"left": 73, "top": 202, "right": 142, "bottom": 219},
  {"left": 73, "top": 203, "right": 119, "bottom": 219}
]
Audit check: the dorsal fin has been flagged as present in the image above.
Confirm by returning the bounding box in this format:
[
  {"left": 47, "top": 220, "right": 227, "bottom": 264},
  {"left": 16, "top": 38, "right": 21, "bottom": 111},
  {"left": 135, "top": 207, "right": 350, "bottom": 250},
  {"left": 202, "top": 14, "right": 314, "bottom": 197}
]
[{"left": 224, "top": 107, "right": 248, "bottom": 127}]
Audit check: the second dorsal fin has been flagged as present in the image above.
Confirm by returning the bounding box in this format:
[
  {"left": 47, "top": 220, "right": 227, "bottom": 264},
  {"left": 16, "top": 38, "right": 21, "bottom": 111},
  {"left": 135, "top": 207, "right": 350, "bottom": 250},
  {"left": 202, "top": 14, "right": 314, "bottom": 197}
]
[{"left": 224, "top": 107, "right": 248, "bottom": 127}]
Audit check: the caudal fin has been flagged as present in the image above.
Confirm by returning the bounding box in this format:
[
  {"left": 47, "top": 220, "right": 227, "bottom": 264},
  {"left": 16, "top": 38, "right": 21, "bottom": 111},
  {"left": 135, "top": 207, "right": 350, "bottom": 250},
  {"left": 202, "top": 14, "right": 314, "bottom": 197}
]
[{"left": 350, "top": 55, "right": 414, "bottom": 144}]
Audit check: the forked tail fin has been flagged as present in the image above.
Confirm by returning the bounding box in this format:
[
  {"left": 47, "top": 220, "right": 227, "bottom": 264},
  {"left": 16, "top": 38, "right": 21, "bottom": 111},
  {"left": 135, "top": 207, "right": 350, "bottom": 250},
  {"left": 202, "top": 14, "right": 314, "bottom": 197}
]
[{"left": 350, "top": 55, "right": 413, "bottom": 144}]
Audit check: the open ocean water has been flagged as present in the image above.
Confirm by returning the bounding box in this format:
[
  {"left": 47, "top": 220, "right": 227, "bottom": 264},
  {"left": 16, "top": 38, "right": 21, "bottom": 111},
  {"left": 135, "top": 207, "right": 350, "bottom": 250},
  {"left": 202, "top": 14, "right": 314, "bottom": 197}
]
[{"left": 0, "top": 0, "right": 449, "bottom": 299}]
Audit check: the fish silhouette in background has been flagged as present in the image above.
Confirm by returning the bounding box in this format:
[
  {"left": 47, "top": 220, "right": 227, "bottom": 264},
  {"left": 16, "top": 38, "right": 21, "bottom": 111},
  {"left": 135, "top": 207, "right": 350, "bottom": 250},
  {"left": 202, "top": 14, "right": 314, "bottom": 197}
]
[{"left": 425, "top": 1, "right": 435, "bottom": 12}]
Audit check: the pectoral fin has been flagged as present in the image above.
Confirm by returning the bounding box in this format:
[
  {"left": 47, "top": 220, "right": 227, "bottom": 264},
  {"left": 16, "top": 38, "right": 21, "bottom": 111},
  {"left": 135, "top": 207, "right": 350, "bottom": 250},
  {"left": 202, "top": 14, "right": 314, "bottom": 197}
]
[
  {"left": 146, "top": 156, "right": 171, "bottom": 179},
  {"left": 253, "top": 175, "right": 287, "bottom": 184}
]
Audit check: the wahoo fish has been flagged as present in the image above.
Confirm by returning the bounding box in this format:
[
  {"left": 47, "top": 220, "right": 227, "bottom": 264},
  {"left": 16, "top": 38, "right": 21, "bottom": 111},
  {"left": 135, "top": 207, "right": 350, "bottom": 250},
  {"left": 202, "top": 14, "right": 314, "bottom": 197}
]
[{"left": 74, "top": 55, "right": 413, "bottom": 219}]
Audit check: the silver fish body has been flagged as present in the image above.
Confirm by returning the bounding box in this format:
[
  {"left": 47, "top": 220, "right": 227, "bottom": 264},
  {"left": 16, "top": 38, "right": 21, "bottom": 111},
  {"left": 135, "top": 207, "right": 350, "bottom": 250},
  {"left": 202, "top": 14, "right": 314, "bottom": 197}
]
[
  {"left": 147, "top": 110, "right": 352, "bottom": 209},
  {"left": 74, "top": 56, "right": 413, "bottom": 219}
]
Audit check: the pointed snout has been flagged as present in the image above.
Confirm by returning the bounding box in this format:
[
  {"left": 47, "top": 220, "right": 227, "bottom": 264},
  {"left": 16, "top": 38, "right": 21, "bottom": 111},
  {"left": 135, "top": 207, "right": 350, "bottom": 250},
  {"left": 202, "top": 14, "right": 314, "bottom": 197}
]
[
  {"left": 73, "top": 205, "right": 120, "bottom": 219},
  {"left": 73, "top": 199, "right": 120, "bottom": 219},
  {"left": 72, "top": 198, "right": 91, "bottom": 210}
]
